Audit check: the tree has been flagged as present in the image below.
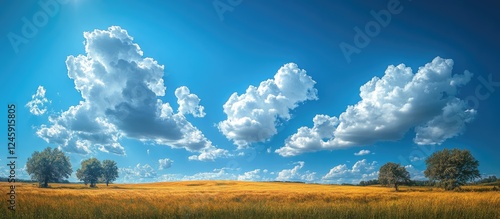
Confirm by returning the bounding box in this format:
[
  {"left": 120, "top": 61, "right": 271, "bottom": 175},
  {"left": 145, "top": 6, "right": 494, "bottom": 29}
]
[
  {"left": 77, "top": 158, "right": 103, "bottom": 187},
  {"left": 424, "top": 149, "right": 480, "bottom": 190},
  {"left": 378, "top": 162, "right": 410, "bottom": 191},
  {"left": 26, "top": 147, "right": 72, "bottom": 188},
  {"left": 101, "top": 160, "right": 119, "bottom": 186},
  {"left": 76, "top": 168, "right": 88, "bottom": 186}
]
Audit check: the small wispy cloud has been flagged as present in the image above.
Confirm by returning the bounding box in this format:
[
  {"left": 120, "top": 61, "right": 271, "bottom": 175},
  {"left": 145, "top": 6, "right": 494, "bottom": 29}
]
[
  {"left": 26, "top": 85, "right": 49, "bottom": 116},
  {"left": 354, "top": 150, "right": 371, "bottom": 156}
]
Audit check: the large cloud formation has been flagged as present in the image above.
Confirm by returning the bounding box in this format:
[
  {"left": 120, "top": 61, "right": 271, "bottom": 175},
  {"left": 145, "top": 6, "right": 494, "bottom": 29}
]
[
  {"left": 37, "top": 26, "right": 225, "bottom": 160},
  {"left": 219, "top": 63, "right": 318, "bottom": 147},
  {"left": 277, "top": 57, "right": 476, "bottom": 156}
]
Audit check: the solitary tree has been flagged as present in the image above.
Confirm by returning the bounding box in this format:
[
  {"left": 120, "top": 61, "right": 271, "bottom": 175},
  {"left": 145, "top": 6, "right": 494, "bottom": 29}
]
[
  {"left": 26, "top": 147, "right": 72, "bottom": 188},
  {"left": 378, "top": 162, "right": 410, "bottom": 191},
  {"left": 424, "top": 148, "right": 480, "bottom": 190},
  {"left": 101, "top": 160, "right": 119, "bottom": 186},
  {"left": 76, "top": 158, "right": 103, "bottom": 187}
]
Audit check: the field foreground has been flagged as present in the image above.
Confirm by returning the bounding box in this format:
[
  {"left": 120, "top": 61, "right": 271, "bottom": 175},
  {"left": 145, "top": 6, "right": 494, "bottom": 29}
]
[{"left": 1, "top": 181, "right": 499, "bottom": 218}]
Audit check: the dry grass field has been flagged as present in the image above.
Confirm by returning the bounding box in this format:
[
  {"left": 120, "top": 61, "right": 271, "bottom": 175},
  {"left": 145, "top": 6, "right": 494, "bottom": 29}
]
[{"left": 1, "top": 181, "right": 499, "bottom": 218}]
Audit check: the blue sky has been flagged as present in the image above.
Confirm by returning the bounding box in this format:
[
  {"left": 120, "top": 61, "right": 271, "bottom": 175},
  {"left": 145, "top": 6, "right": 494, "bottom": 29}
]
[{"left": 1, "top": 0, "right": 499, "bottom": 184}]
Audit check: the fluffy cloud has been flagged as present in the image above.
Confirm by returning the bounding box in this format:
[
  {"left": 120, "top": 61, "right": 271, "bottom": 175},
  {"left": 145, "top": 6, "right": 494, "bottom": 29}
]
[
  {"left": 188, "top": 148, "right": 230, "bottom": 161},
  {"left": 219, "top": 63, "right": 318, "bottom": 148},
  {"left": 175, "top": 86, "right": 206, "bottom": 117},
  {"left": 354, "top": 149, "right": 371, "bottom": 156},
  {"left": 275, "top": 161, "right": 316, "bottom": 182},
  {"left": 26, "top": 86, "right": 49, "bottom": 116},
  {"left": 237, "top": 169, "right": 262, "bottom": 181},
  {"left": 158, "top": 158, "right": 173, "bottom": 170},
  {"left": 322, "top": 159, "right": 378, "bottom": 184},
  {"left": 119, "top": 163, "right": 158, "bottom": 182},
  {"left": 277, "top": 57, "right": 476, "bottom": 156},
  {"left": 36, "top": 26, "right": 226, "bottom": 159}
]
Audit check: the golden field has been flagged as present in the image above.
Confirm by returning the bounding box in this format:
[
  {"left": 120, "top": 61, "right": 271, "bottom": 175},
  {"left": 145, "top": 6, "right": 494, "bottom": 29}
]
[{"left": 1, "top": 181, "right": 499, "bottom": 219}]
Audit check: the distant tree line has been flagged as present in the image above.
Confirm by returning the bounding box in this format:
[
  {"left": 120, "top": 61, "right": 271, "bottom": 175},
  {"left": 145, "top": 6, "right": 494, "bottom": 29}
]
[
  {"left": 25, "top": 147, "right": 118, "bottom": 188},
  {"left": 358, "top": 179, "right": 436, "bottom": 187},
  {"left": 475, "top": 175, "right": 498, "bottom": 184},
  {"left": 358, "top": 179, "right": 380, "bottom": 186},
  {"left": 0, "top": 177, "right": 36, "bottom": 183}
]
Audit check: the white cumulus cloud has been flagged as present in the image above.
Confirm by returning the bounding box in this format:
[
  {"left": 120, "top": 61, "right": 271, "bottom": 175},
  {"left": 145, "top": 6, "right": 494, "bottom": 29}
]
[
  {"left": 237, "top": 169, "right": 262, "bottom": 181},
  {"left": 175, "top": 86, "right": 206, "bottom": 117},
  {"left": 275, "top": 161, "right": 316, "bottom": 182},
  {"left": 354, "top": 149, "right": 371, "bottom": 156},
  {"left": 277, "top": 57, "right": 476, "bottom": 156},
  {"left": 26, "top": 86, "right": 50, "bottom": 116},
  {"left": 119, "top": 163, "right": 157, "bottom": 182},
  {"left": 158, "top": 158, "right": 173, "bottom": 170},
  {"left": 322, "top": 159, "right": 378, "bottom": 184},
  {"left": 36, "top": 26, "right": 226, "bottom": 159},
  {"left": 219, "top": 63, "right": 318, "bottom": 148},
  {"left": 188, "top": 148, "right": 230, "bottom": 161}
]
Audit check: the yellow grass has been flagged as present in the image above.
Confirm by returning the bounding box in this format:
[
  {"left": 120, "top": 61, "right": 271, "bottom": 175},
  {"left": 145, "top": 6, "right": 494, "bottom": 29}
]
[{"left": 1, "top": 181, "right": 499, "bottom": 218}]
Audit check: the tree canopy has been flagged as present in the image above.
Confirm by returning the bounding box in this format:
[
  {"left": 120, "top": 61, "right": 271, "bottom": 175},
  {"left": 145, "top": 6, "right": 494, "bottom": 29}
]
[
  {"left": 378, "top": 162, "right": 410, "bottom": 191},
  {"left": 424, "top": 148, "right": 480, "bottom": 190},
  {"left": 101, "top": 160, "right": 119, "bottom": 186},
  {"left": 76, "top": 158, "right": 103, "bottom": 187},
  {"left": 26, "top": 147, "right": 72, "bottom": 188}
]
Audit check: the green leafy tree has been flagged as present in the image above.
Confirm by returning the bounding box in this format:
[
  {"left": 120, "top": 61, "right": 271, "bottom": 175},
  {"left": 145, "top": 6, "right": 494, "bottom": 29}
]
[
  {"left": 101, "top": 160, "right": 119, "bottom": 186},
  {"left": 76, "top": 168, "right": 88, "bottom": 186},
  {"left": 378, "top": 162, "right": 410, "bottom": 191},
  {"left": 77, "top": 158, "right": 103, "bottom": 187},
  {"left": 26, "top": 147, "right": 72, "bottom": 188},
  {"left": 424, "top": 149, "right": 480, "bottom": 190}
]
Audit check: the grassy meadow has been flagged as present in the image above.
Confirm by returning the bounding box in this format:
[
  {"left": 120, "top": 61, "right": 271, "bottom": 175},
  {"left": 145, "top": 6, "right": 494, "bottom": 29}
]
[{"left": 1, "top": 181, "right": 499, "bottom": 218}]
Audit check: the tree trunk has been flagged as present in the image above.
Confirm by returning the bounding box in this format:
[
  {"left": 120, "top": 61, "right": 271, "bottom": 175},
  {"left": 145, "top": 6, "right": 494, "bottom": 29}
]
[
  {"left": 106, "top": 181, "right": 109, "bottom": 186},
  {"left": 394, "top": 183, "right": 399, "bottom": 191}
]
